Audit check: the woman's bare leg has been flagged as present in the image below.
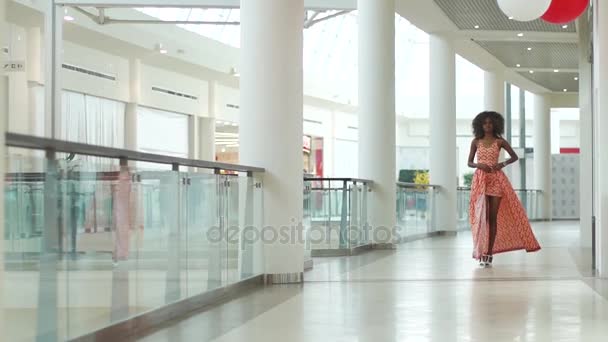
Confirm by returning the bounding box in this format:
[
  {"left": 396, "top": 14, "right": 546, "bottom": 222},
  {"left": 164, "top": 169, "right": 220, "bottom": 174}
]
[{"left": 488, "top": 196, "right": 502, "bottom": 255}]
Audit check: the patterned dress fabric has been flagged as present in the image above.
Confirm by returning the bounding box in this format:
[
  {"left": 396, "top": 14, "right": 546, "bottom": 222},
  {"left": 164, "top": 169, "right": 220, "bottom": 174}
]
[{"left": 469, "top": 139, "right": 541, "bottom": 259}]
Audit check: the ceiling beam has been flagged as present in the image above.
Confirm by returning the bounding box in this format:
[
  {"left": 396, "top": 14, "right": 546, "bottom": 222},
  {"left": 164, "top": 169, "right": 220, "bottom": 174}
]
[
  {"left": 509, "top": 67, "right": 579, "bottom": 73},
  {"left": 455, "top": 30, "right": 578, "bottom": 43},
  {"left": 54, "top": 0, "right": 357, "bottom": 10}
]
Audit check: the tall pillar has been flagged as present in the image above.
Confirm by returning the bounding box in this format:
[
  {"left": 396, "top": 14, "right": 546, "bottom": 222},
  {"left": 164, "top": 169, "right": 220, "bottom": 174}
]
[
  {"left": 44, "top": 1, "right": 62, "bottom": 138},
  {"left": 198, "top": 81, "right": 217, "bottom": 162},
  {"left": 429, "top": 34, "right": 457, "bottom": 232},
  {"left": 593, "top": 0, "right": 608, "bottom": 276},
  {"left": 198, "top": 117, "right": 216, "bottom": 161},
  {"left": 578, "top": 11, "right": 593, "bottom": 247},
  {"left": 358, "top": 0, "right": 396, "bottom": 244},
  {"left": 1, "top": 0, "right": 8, "bottom": 334},
  {"left": 125, "top": 58, "right": 141, "bottom": 151},
  {"left": 533, "top": 94, "right": 552, "bottom": 220},
  {"left": 27, "top": 27, "right": 44, "bottom": 139},
  {"left": 484, "top": 70, "right": 505, "bottom": 113},
  {"left": 240, "top": 0, "right": 304, "bottom": 283}
]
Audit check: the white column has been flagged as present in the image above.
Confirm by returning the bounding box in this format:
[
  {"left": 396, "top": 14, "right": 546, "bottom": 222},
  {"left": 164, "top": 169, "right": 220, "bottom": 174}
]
[
  {"left": 27, "top": 27, "right": 44, "bottom": 139},
  {"left": 125, "top": 58, "right": 141, "bottom": 151},
  {"left": 240, "top": 0, "right": 304, "bottom": 282},
  {"left": 198, "top": 81, "right": 217, "bottom": 161},
  {"left": 430, "top": 34, "right": 457, "bottom": 232},
  {"left": 594, "top": 0, "right": 608, "bottom": 276},
  {"left": 578, "top": 12, "right": 593, "bottom": 247},
  {"left": 358, "top": 0, "right": 397, "bottom": 245},
  {"left": 44, "top": 2, "right": 62, "bottom": 138},
  {"left": 484, "top": 70, "right": 505, "bottom": 113},
  {"left": 8, "top": 25, "right": 30, "bottom": 134},
  {"left": 0, "top": 0, "right": 7, "bottom": 333},
  {"left": 198, "top": 117, "right": 216, "bottom": 161},
  {"left": 533, "top": 94, "right": 552, "bottom": 220}
]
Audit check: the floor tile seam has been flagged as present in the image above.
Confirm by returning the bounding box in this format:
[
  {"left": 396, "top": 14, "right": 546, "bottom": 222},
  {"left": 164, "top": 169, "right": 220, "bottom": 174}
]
[
  {"left": 135, "top": 287, "right": 302, "bottom": 341},
  {"left": 303, "top": 277, "right": 585, "bottom": 284}
]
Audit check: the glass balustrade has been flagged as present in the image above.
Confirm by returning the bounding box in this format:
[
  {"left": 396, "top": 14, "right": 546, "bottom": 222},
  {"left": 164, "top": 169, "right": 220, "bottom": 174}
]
[
  {"left": 3, "top": 141, "right": 264, "bottom": 341},
  {"left": 303, "top": 178, "right": 372, "bottom": 254},
  {"left": 396, "top": 183, "right": 438, "bottom": 240}
]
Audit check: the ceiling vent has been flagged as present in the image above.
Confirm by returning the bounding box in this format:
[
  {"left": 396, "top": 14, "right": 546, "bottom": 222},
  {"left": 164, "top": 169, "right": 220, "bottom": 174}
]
[
  {"left": 152, "top": 86, "right": 198, "bottom": 100},
  {"left": 62, "top": 63, "right": 116, "bottom": 81}
]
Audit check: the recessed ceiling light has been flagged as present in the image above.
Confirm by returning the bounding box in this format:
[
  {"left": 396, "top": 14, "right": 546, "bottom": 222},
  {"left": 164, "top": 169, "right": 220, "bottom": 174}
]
[
  {"left": 575, "top": 77, "right": 579, "bottom": 81},
  {"left": 554, "top": 69, "right": 560, "bottom": 73},
  {"left": 527, "top": 47, "right": 533, "bottom": 51},
  {"left": 474, "top": 25, "right": 480, "bottom": 29},
  {"left": 563, "top": 89, "right": 568, "bottom": 92},
  {"left": 517, "top": 33, "right": 524, "bottom": 37},
  {"left": 562, "top": 25, "right": 569, "bottom": 29},
  {"left": 509, "top": 16, "right": 514, "bottom": 20},
  {"left": 516, "top": 64, "right": 521, "bottom": 67},
  {"left": 529, "top": 70, "right": 534, "bottom": 74}
]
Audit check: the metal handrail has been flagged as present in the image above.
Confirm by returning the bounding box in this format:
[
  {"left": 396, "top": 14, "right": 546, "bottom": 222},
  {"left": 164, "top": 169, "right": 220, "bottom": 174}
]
[
  {"left": 304, "top": 177, "right": 373, "bottom": 184},
  {"left": 397, "top": 182, "right": 440, "bottom": 189},
  {"left": 6, "top": 133, "right": 265, "bottom": 173}
]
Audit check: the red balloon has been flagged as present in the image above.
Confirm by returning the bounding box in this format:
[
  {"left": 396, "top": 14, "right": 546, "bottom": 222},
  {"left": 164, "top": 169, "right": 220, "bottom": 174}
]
[{"left": 541, "top": 0, "right": 589, "bottom": 24}]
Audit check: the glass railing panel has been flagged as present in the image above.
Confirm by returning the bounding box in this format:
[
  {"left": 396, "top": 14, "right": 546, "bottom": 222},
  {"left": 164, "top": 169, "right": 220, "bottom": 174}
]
[
  {"left": 4, "top": 150, "right": 62, "bottom": 342},
  {"left": 137, "top": 168, "right": 184, "bottom": 308},
  {"left": 224, "top": 175, "right": 240, "bottom": 285},
  {"left": 60, "top": 157, "right": 125, "bottom": 339},
  {"left": 303, "top": 180, "right": 313, "bottom": 263},
  {"left": 185, "top": 171, "right": 221, "bottom": 295}
]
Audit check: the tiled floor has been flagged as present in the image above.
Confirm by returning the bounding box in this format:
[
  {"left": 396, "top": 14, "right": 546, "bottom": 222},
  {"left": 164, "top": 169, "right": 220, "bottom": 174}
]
[{"left": 136, "top": 221, "right": 608, "bottom": 342}]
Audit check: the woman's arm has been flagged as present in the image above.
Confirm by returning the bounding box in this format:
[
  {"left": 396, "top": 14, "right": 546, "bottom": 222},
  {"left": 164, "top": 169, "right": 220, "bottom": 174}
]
[
  {"left": 496, "top": 139, "right": 519, "bottom": 170},
  {"left": 468, "top": 139, "right": 491, "bottom": 172}
]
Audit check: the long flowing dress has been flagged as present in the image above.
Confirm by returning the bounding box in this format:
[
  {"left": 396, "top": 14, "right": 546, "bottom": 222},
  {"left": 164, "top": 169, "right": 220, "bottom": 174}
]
[{"left": 469, "top": 139, "right": 541, "bottom": 260}]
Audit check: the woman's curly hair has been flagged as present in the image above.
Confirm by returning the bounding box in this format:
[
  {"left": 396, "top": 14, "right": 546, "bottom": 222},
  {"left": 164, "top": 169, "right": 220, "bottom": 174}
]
[{"left": 472, "top": 111, "right": 505, "bottom": 139}]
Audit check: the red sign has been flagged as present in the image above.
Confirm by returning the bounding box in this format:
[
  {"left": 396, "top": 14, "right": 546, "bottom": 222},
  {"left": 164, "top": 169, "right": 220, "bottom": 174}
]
[{"left": 560, "top": 148, "right": 580, "bottom": 154}]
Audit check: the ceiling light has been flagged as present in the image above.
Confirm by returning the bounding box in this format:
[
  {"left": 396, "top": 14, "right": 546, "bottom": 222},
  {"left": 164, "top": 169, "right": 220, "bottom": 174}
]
[
  {"left": 516, "top": 64, "right": 521, "bottom": 68},
  {"left": 529, "top": 70, "right": 534, "bottom": 74},
  {"left": 554, "top": 69, "right": 560, "bottom": 73},
  {"left": 64, "top": 8, "right": 74, "bottom": 21},
  {"left": 474, "top": 25, "right": 480, "bottom": 29},
  {"left": 517, "top": 33, "right": 524, "bottom": 37},
  {"left": 563, "top": 89, "right": 568, "bottom": 92},
  {"left": 527, "top": 47, "right": 533, "bottom": 51},
  {"left": 562, "top": 25, "right": 569, "bottom": 29},
  {"left": 155, "top": 43, "right": 168, "bottom": 54},
  {"left": 574, "top": 77, "right": 579, "bottom": 81},
  {"left": 509, "top": 16, "right": 514, "bottom": 20}
]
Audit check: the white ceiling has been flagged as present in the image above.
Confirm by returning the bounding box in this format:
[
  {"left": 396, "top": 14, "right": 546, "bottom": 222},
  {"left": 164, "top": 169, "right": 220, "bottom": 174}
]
[
  {"left": 433, "top": 0, "right": 582, "bottom": 93},
  {"left": 14, "top": 0, "right": 582, "bottom": 96}
]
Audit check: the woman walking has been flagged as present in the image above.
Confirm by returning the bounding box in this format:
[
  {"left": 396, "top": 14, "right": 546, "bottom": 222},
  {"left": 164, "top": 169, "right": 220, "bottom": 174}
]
[{"left": 467, "top": 111, "right": 541, "bottom": 267}]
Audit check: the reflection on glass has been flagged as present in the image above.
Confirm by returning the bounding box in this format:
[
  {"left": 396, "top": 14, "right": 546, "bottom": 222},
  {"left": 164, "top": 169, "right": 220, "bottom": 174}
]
[{"left": 3, "top": 151, "right": 264, "bottom": 341}]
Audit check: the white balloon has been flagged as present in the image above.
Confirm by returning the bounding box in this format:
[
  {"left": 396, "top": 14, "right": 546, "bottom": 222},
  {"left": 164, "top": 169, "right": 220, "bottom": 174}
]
[{"left": 497, "top": 0, "right": 552, "bottom": 22}]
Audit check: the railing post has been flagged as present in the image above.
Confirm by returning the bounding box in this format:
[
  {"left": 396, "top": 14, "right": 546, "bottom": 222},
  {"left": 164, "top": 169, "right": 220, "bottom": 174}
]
[
  {"left": 37, "top": 149, "right": 59, "bottom": 342},
  {"left": 339, "top": 180, "right": 349, "bottom": 249}
]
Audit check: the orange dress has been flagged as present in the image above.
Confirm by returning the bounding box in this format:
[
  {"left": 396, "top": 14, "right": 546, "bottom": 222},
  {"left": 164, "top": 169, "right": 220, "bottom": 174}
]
[{"left": 469, "top": 140, "right": 541, "bottom": 259}]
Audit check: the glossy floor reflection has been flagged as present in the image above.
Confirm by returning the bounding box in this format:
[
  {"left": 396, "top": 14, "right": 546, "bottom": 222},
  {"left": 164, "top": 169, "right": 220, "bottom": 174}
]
[{"left": 137, "top": 221, "right": 608, "bottom": 342}]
